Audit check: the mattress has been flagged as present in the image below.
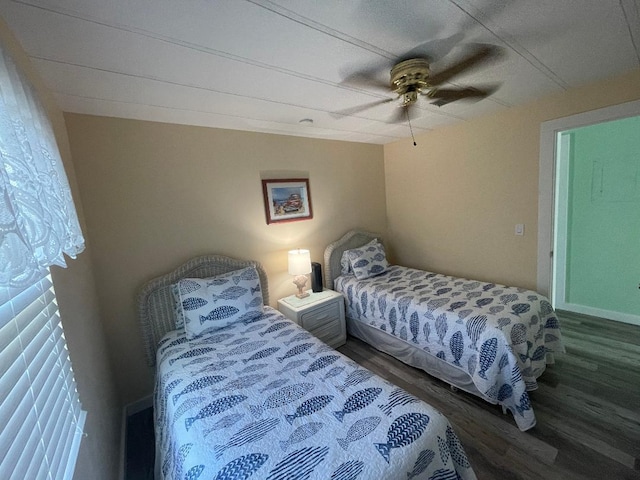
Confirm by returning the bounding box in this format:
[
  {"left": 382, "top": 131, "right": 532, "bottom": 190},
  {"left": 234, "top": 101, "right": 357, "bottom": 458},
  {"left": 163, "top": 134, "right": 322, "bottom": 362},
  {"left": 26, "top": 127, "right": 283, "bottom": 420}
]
[
  {"left": 335, "top": 265, "right": 565, "bottom": 431},
  {"left": 154, "top": 306, "right": 477, "bottom": 480}
]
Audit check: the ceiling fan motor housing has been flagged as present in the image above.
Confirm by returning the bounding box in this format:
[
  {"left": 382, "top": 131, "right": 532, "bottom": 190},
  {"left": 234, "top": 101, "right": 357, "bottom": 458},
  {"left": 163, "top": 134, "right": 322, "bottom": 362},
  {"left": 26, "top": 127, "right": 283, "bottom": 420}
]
[{"left": 390, "top": 58, "right": 431, "bottom": 105}]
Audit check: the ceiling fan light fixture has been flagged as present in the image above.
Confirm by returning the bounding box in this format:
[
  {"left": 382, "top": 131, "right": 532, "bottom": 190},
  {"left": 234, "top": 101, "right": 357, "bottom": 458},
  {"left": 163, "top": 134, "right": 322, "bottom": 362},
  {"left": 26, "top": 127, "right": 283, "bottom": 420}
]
[
  {"left": 402, "top": 91, "right": 418, "bottom": 106},
  {"left": 390, "top": 58, "right": 431, "bottom": 100}
]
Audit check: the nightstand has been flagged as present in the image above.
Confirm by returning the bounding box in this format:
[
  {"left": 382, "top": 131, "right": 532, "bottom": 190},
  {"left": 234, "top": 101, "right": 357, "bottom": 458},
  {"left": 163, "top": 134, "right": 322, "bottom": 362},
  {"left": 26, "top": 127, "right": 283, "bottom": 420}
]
[{"left": 277, "top": 289, "right": 346, "bottom": 348}]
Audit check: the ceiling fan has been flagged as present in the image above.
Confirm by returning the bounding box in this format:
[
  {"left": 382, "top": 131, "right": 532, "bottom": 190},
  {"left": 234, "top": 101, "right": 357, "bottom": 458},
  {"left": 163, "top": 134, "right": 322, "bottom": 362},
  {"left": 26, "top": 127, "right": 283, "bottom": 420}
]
[{"left": 335, "top": 44, "right": 503, "bottom": 124}]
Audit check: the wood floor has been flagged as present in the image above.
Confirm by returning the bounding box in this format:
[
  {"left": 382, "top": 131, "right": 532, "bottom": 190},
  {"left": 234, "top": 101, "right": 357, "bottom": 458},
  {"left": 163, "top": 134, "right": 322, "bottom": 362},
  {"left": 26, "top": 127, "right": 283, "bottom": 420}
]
[{"left": 337, "top": 311, "right": 640, "bottom": 480}]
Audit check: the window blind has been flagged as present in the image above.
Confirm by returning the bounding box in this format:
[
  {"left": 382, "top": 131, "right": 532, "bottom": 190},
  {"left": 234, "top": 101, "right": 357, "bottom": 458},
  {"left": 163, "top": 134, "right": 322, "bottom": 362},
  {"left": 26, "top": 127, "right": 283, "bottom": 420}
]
[{"left": 0, "top": 269, "right": 86, "bottom": 480}]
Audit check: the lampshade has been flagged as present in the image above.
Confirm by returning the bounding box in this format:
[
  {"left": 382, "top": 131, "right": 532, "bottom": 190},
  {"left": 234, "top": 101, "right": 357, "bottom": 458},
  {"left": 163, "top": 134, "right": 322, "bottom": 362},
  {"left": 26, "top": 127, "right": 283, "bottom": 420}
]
[{"left": 288, "top": 249, "right": 312, "bottom": 275}]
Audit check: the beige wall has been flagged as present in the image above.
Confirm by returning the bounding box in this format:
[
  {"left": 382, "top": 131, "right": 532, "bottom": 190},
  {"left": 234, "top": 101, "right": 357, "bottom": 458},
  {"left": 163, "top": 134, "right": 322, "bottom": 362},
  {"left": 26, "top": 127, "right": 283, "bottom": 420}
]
[
  {"left": 64, "top": 114, "right": 387, "bottom": 404},
  {"left": 384, "top": 68, "right": 640, "bottom": 291},
  {"left": 0, "top": 16, "right": 120, "bottom": 480}
]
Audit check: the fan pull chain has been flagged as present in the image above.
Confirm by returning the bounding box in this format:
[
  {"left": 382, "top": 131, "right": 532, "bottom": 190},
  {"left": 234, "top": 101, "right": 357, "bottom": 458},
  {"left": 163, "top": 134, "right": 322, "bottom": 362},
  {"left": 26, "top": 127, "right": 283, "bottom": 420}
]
[{"left": 405, "top": 107, "right": 417, "bottom": 146}]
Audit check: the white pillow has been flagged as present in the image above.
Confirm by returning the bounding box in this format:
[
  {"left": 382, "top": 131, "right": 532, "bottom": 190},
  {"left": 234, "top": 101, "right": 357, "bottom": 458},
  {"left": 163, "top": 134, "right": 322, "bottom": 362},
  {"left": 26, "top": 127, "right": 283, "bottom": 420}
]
[
  {"left": 176, "top": 266, "right": 263, "bottom": 339},
  {"left": 345, "top": 239, "right": 389, "bottom": 280}
]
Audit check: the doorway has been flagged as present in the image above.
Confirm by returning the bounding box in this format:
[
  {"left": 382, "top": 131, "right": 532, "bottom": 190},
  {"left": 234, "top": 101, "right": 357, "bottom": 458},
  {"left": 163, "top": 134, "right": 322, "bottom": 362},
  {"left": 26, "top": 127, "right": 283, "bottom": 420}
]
[{"left": 537, "top": 99, "right": 640, "bottom": 327}]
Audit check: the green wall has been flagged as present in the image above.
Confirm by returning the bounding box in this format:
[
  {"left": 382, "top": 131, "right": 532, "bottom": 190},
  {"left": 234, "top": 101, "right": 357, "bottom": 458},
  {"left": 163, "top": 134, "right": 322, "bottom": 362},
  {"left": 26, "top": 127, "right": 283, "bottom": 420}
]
[{"left": 564, "top": 115, "right": 640, "bottom": 316}]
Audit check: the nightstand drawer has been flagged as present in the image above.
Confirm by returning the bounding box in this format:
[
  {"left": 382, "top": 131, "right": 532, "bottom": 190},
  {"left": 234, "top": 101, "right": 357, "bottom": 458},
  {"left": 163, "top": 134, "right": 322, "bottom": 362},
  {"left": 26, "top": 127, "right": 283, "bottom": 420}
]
[
  {"left": 311, "top": 319, "right": 345, "bottom": 348},
  {"left": 300, "top": 302, "right": 340, "bottom": 331},
  {"left": 277, "top": 289, "right": 345, "bottom": 348}
]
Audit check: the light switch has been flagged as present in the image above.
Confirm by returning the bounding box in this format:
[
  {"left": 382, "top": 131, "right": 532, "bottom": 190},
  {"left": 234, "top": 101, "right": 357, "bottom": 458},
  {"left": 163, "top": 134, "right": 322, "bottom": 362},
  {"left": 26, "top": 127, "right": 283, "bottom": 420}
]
[{"left": 515, "top": 224, "right": 525, "bottom": 236}]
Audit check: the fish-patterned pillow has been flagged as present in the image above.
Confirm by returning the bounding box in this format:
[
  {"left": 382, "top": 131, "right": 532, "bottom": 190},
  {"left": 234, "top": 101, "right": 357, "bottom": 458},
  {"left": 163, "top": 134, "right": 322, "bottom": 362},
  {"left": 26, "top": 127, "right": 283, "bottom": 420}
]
[
  {"left": 177, "top": 266, "right": 264, "bottom": 340},
  {"left": 345, "top": 239, "right": 389, "bottom": 280},
  {"left": 340, "top": 239, "right": 378, "bottom": 275},
  {"left": 171, "top": 283, "right": 186, "bottom": 330}
]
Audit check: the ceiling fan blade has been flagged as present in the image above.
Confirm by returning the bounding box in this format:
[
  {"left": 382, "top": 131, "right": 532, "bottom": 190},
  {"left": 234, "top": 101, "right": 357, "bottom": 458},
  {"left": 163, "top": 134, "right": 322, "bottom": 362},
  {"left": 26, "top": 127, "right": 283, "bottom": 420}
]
[
  {"left": 330, "top": 97, "right": 395, "bottom": 118},
  {"left": 426, "top": 85, "right": 498, "bottom": 107},
  {"left": 396, "top": 33, "right": 465, "bottom": 64},
  {"left": 340, "top": 68, "right": 391, "bottom": 92},
  {"left": 428, "top": 44, "right": 503, "bottom": 86}
]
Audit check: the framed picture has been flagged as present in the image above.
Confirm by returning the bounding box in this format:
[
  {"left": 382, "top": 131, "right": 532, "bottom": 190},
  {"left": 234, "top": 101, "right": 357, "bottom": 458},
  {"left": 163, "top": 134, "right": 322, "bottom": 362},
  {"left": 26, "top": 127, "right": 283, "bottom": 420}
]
[{"left": 262, "top": 178, "right": 313, "bottom": 224}]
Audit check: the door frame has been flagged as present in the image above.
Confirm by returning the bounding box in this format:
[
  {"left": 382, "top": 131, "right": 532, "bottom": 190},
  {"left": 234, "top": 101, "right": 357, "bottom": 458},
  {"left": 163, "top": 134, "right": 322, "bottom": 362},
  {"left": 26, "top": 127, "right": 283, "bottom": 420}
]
[{"left": 537, "top": 99, "right": 640, "bottom": 326}]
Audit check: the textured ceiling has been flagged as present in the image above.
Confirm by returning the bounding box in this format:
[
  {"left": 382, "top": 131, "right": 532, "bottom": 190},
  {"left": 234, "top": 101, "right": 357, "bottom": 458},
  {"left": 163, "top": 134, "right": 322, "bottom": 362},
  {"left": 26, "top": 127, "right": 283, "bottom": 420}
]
[{"left": 2, "top": 0, "right": 639, "bottom": 144}]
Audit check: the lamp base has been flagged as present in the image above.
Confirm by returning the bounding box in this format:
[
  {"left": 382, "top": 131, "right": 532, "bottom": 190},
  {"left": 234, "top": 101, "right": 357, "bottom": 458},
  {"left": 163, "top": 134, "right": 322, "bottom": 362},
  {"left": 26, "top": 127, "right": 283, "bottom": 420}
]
[{"left": 293, "top": 275, "right": 310, "bottom": 298}]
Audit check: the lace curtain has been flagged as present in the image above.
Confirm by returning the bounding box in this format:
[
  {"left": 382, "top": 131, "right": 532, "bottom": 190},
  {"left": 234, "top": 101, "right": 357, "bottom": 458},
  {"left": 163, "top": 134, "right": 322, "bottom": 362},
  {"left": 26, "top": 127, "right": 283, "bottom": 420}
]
[{"left": 0, "top": 42, "right": 85, "bottom": 288}]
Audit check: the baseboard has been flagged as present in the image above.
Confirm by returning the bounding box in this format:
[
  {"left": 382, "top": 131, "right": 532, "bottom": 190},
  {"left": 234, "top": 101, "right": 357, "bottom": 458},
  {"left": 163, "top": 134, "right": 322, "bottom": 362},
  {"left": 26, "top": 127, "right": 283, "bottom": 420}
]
[
  {"left": 557, "top": 302, "right": 640, "bottom": 327},
  {"left": 120, "top": 395, "right": 153, "bottom": 480}
]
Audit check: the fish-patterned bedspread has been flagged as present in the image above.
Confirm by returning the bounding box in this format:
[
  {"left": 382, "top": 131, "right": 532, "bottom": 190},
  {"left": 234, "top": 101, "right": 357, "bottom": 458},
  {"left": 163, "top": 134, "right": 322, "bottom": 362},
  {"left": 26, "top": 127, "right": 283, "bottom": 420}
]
[
  {"left": 155, "top": 306, "right": 477, "bottom": 480},
  {"left": 335, "top": 265, "right": 565, "bottom": 431}
]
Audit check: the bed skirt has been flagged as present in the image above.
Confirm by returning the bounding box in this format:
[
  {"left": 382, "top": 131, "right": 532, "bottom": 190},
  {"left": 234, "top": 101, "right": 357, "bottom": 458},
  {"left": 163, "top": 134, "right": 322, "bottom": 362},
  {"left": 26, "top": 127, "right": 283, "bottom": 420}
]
[{"left": 346, "top": 316, "right": 488, "bottom": 402}]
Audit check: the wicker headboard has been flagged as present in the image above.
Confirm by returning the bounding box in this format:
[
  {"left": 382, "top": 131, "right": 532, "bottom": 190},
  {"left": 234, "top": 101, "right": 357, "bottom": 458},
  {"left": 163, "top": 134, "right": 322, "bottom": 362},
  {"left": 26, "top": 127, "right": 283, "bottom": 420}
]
[
  {"left": 137, "top": 255, "right": 269, "bottom": 367},
  {"left": 323, "top": 230, "right": 382, "bottom": 290}
]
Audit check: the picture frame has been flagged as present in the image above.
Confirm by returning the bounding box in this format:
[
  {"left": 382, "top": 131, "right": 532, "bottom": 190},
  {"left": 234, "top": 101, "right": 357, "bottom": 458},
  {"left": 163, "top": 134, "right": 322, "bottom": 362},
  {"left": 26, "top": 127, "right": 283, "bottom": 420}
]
[{"left": 262, "top": 178, "right": 313, "bottom": 224}]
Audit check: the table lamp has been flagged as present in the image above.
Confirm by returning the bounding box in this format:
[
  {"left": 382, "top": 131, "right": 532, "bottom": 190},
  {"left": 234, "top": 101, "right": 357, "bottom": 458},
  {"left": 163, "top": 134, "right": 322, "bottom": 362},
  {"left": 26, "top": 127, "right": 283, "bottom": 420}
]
[{"left": 288, "top": 249, "right": 311, "bottom": 298}]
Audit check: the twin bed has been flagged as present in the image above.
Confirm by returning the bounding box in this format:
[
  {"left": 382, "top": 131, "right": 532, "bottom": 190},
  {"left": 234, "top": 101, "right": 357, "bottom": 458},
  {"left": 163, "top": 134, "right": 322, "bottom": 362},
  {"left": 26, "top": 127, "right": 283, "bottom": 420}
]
[
  {"left": 324, "top": 230, "right": 564, "bottom": 432},
  {"left": 138, "top": 254, "right": 476, "bottom": 480}
]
